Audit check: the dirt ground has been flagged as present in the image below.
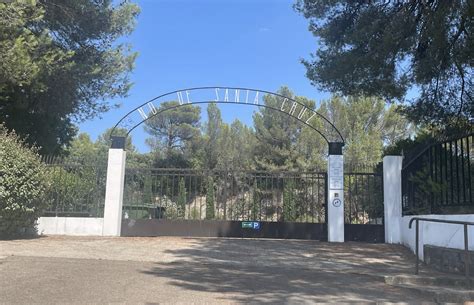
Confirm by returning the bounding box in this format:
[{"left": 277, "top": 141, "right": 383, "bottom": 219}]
[{"left": 0, "top": 236, "right": 436, "bottom": 304}]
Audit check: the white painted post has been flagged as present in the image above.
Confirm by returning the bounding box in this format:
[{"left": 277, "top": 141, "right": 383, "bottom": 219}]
[
  {"left": 328, "top": 143, "right": 344, "bottom": 242},
  {"left": 103, "top": 148, "right": 127, "bottom": 236},
  {"left": 383, "top": 155, "right": 403, "bottom": 244}
]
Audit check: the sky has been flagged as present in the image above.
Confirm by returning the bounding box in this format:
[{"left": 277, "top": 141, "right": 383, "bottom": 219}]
[{"left": 79, "top": 0, "right": 331, "bottom": 152}]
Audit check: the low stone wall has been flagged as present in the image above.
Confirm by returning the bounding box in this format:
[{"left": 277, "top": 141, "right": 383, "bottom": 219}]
[
  {"left": 37, "top": 217, "right": 104, "bottom": 236},
  {"left": 424, "top": 245, "right": 474, "bottom": 275},
  {"left": 400, "top": 214, "right": 474, "bottom": 260}
]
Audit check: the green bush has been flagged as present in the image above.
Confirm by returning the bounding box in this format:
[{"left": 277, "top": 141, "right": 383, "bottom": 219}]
[
  {"left": 0, "top": 125, "right": 48, "bottom": 237},
  {"left": 44, "top": 166, "right": 102, "bottom": 216},
  {"left": 190, "top": 206, "right": 200, "bottom": 220}
]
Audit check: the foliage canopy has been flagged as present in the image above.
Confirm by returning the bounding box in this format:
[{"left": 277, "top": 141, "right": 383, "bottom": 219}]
[
  {"left": 295, "top": 0, "right": 473, "bottom": 130},
  {"left": 0, "top": 0, "right": 140, "bottom": 154}
]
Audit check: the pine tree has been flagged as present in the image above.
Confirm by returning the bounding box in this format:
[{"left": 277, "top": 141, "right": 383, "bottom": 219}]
[
  {"left": 251, "top": 189, "right": 261, "bottom": 221},
  {"left": 253, "top": 87, "right": 321, "bottom": 170},
  {"left": 205, "top": 177, "right": 215, "bottom": 220},
  {"left": 318, "top": 96, "right": 412, "bottom": 165},
  {"left": 203, "top": 103, "right": 223, "bottom": 169},
  {"left": 0, "top": 0, "right": 140, "bottom": 153},
  {"left": 296, "top": 0, "right": 472, "bottom": 130},
  {"left": 283, "top": 179, "right": 296, "bottom": 222},
  {"left": 177, "top": 178, "right": 186, "bottom": 218}
]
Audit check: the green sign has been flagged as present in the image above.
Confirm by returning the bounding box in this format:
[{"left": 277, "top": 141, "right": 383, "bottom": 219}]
[
  {"left": 242, "top": 222, "right": 253, "bottom": 228},
  {"left": 241, "top": 221, "right": 260, "bottom": 229}
]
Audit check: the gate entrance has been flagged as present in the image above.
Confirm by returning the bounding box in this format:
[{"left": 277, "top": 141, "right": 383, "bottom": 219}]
[
  {"left": 119, "top": 167, "right": 385, "bottom": 242},
  {"left": 104, "top": 86, "right": 376, "bottom": 242},
  {"left": 121, "top": 169, "right": 328, "bottom": 240}
]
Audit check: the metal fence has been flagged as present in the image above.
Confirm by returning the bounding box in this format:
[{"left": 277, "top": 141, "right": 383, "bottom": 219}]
[
  {"left": 41, "top": 159, "right": 107, "bottom": 217},
  {"left": 123, "top": 167, "right": 384, "bottom": 224},
  {"left": 39, "top": 156, "right": 384, "bottom": 222},
  {"left": 402, "top": 133, "right": 474, "bottom": 215},
  {"left": 344, "top": 172, "right": 384, "bottom": 224},
  {"left": 123, "top": 168, "right": 328, "bottom": 223}
]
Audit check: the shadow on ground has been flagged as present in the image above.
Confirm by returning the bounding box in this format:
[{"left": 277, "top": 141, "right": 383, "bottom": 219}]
[{"left": 141, "top": 238, "right": 428, "bottom": 303}]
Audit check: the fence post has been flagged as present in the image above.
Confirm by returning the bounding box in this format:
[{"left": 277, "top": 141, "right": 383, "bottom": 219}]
[
  {"left": 328, "top": 143, "right": 344, "bottom": 242},
  {"left": 383, "top": 155, "right": 403, "bottom": 244},
  {"left": 103, "top": 137, "right": 127, "bottom": 236}
]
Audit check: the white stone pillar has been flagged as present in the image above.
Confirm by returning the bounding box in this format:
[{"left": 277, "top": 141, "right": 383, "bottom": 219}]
[
  {"left": 103, "top": 148, "right": 127, "bottom": 236},
  {"left": 383, "top": 155, "right": 403, "bottom": 244},
  {"left": 328, "top": 143, "right": 344, "bottom": 242}
]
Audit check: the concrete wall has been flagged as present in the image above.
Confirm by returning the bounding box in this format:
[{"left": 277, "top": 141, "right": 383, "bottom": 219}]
[
  {"left": 382, "top": 156, "right": 473, "bottom": 261},
  {"left": 383, "top": 156, "right": 403, "bottom": 244},
  {"left": 401, "top": 214, "right": 474, "bottom": 260},
  {"left": 37, "top": 217, "right": 104, "bottom": 236},
  {"left": 103, "top": 148, "right": 126, "bottom": 236}
]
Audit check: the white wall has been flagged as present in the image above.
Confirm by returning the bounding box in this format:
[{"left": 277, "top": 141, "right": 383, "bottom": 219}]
[
  {"left": 37, "top": 217, "right": 104, "bottom": 236},
  {"left": 383, "top": 156, "right": 403, "bottom": 244},
  {"left": 401, "top": 214, "right": 474, "bottom": 260},
  {"left": 103, "top": 148, "right": 126, "bottom": 236}
]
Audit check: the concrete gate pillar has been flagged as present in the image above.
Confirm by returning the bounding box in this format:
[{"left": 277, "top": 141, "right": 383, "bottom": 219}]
[
  {"left": 327, "top": 143, "right": 344, "bottom": 242},
  {"left": 383, "top": 155, "right": 403, "bottom": 244},
  {"left": 103, "top": 137, "right": 127, "bottom": 236}
]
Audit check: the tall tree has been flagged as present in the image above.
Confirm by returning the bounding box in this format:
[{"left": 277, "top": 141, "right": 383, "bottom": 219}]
[
  {"left": 203, "top": 103, "right": 223, "bottom": 169},
  {"left": 253, "top": 87, "right": 320, "bottom": 170},
  {"left": 0, "top": 0, "right": 139, "bottom": 154},
  {"left": 66, "top": 133, "right": 98, "bottom": 162},
  {"left": 216, "top": 119, "right": 256, "bottom": 170},
  {"left": 64, "top": 128, "right": 151, "bottom": 168},
  {"left": 144, "top": 101, "right": 201, "bottom": 168},
  {"left": 294, "top": 121, "right": 327, "bottom": 170},
  {"left": 95, "top": 127, "right": 151, "bottom": 168},
  {"left": 205, "top": 177, "right": 215, "bottom": 220},
  {"left": 96, "top": 127, "right": 135, "bottom": 152},
  {"left": 382, "top": 105, "right": 416, "bottom": 147},
  {"left": 319, "top": 96, "right": 412, "bottom": 165},
  {"left": 295, "top": 0, "right": 473, "bottom": 131}
]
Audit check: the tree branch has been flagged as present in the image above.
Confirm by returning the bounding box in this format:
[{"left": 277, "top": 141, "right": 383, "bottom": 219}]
[{"left": 454, "top": 61, "right": 465, "bottom": 119}]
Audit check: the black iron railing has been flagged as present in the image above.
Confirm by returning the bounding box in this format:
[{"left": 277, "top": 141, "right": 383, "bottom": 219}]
[
  {"left": 344, "top": 172, "right": 384, "bottom": 224},
  {"left": 41, "top": 161, "right": 107, "bottom": 217},
  {"left": 123, "top": 167, "right": 384, "bottom": 224},
  {"left": 123, "top": 168, "right": 328, "bottom": 223},
  {"left": 402, "top": 133, "right": 473, "bottom": 215},
  {"left": 39, "top": 156, "right": 383, "bottom": 223},
  {"left": 409, "top": 217, "right": 473, "bottom": 280}
]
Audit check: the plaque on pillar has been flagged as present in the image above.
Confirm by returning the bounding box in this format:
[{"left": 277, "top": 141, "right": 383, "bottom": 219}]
[{"left": 329, "top": 155, "right": 343, "bottom": 190}]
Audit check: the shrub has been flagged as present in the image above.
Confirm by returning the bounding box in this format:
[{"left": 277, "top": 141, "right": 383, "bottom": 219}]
[
  {"left": 190, "top": 206, "right": 200, "bottom": 220},
  {"left": 0, "top": 125, "right": 48, "bottom": 237},
  {"left": 44, "top": 166, "right": 102, "bottom": 216}
]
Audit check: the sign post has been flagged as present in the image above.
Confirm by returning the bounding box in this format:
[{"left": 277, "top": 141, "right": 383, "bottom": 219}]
[{"left": 328, "top": 142, "right": 344, "bottom": 242}]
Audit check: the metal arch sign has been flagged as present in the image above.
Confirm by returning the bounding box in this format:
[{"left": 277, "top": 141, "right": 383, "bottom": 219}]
[{"left": 110, "top": 86, "right": 344, "bottom": 147}]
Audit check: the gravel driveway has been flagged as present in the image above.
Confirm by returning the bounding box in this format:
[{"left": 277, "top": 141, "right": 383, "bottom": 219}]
[{"left": 0, "top": 236, "right": 433, "bottom": 304}]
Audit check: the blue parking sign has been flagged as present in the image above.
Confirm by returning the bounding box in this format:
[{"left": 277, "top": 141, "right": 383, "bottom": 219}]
[{"left": 252, "top": 222, "right": 260, "bottom": 229}]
